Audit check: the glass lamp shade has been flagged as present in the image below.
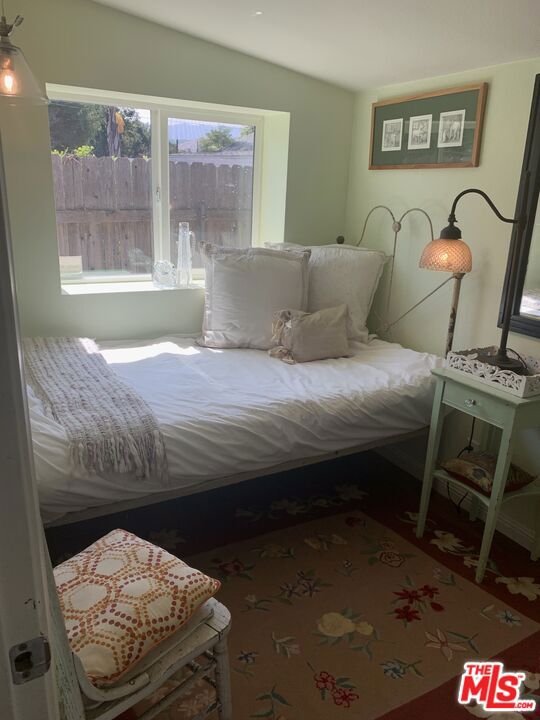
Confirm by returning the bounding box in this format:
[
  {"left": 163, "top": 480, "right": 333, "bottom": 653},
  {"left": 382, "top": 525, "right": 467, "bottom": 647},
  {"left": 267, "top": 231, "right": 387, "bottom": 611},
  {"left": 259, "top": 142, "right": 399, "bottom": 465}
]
[
  {"left": 419, "top": 238, "right": 472, "bottom": 273},
  {"left": 0, "top": 39, "right": 47, "bottom": 105}
]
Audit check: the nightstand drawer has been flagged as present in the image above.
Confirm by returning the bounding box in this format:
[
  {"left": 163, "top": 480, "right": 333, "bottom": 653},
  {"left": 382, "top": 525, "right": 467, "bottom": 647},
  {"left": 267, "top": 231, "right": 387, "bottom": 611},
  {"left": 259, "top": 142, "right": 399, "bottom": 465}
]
[{"left": 442, "top": 381, "right": 510, "bottom": 427}]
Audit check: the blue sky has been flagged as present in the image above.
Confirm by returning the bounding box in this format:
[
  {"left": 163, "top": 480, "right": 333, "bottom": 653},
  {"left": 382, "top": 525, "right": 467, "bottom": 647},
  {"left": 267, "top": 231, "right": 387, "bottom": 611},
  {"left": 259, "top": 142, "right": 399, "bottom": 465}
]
[{"left": 135, "top": 109, "right": 249, "bottom": 142}]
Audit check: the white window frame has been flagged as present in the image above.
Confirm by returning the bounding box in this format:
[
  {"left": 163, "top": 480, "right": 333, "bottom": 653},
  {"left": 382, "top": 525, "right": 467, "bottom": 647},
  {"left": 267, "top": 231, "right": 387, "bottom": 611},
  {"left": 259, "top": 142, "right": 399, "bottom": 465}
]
[{"left": 47, "top": 85, "right": 264, "bottom": 285}]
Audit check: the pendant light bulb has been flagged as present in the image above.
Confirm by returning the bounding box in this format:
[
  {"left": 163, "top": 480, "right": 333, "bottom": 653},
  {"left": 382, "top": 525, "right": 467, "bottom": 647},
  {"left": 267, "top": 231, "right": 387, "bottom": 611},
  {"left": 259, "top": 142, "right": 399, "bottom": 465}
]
[
  {"left": 0, "top": 12, "right": 47, "bottom": 104},
  {"left": 0, "top": 57, "right": 16, "bottom": 94}
]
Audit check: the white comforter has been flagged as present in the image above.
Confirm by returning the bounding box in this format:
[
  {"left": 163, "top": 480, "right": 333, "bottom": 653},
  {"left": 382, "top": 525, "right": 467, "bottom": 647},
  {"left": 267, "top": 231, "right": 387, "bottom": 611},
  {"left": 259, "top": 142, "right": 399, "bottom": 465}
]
[{"left": 29, "top": 336, "right": 441, "bottom": 522}]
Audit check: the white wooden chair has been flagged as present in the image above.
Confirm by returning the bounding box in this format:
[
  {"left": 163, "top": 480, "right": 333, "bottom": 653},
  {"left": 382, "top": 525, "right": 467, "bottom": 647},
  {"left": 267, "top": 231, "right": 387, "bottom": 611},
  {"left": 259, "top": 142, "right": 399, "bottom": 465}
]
[{"left": 46, "top": 548, "right": 232, "bottom": 720}]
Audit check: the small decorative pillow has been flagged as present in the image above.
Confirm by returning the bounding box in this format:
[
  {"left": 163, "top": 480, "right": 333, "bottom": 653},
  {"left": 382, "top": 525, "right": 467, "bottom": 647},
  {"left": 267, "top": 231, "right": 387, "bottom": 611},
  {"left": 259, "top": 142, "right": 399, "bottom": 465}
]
[
  {"left": 266, "top": 243, "right": 387, "bottom": 342},
  {"left": 441, "top": 451, "right": 536, "bottom": 496},
  {"left": 54, "top": 529, "right": 220, "bottom": 687},
  {"left": 269, "top": 305, "right": 350, "bottom": 364},
  {"left": 198, "top": 244, "right": 311, "bottom": 350}
]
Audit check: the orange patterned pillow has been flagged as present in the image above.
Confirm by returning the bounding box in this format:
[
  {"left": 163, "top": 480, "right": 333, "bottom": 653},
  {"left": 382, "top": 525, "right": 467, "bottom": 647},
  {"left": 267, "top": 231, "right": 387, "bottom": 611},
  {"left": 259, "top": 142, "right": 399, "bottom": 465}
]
[{"left": 54, "top": 529, "right": 220, "bottom": 687}]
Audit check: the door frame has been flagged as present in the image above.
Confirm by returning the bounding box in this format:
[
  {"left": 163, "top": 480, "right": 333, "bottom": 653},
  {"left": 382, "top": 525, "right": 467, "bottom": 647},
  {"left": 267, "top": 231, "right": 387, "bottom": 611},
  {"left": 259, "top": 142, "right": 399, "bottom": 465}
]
[{"left": 0, "top": 140, "right": 57, "bottom": 719}]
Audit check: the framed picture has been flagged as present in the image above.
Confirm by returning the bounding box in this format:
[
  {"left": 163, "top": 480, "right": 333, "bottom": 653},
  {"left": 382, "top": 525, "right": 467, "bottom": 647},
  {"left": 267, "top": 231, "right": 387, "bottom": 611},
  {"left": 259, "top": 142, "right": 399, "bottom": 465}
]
[
  {"left": 382, "top": 118, "right": 403, "bottom": 151},
  {"left": 408, "top": 114, "right": 432, "bottom": 150},
  {"left": 437, "top": 109, "right": 465, "bottom": 147},
  {"left": 369, "top": 82, "right": 487, "bottom": 169}
]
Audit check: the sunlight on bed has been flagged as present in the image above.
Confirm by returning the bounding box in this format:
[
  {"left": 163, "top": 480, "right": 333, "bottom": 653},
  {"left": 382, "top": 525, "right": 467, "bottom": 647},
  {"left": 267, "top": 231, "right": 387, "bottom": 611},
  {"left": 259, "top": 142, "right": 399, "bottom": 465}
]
[{"left": 101, "top": 342, "right": 201, "bottom": 364}]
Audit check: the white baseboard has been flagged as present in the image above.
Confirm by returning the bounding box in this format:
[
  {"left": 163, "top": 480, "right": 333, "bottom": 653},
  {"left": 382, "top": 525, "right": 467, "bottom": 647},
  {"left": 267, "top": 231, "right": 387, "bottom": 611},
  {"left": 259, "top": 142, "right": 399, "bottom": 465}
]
[{"left": 377, "top": 445, "right": 535, "bottom": 553}]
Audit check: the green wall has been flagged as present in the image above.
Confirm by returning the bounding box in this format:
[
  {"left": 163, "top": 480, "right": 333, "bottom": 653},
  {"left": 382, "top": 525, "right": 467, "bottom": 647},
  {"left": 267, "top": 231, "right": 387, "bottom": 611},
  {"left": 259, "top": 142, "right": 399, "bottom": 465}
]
[
  {"left": 4, "top": 1, "right": 539, "bottom": 542},
  {"left": 346, "top": 57, "right": 540, "bottom": 538},
  {"left": 347, "top": 58, "right": 540, "bottom": 359},
  {"left": 2, "top": 0, "right": 353, "bottom": 339}
]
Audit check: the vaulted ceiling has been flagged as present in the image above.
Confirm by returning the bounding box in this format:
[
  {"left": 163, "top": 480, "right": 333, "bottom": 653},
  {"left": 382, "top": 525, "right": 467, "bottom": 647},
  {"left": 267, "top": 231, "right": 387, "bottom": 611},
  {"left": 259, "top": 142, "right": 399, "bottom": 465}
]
[{"left": 94, "top": 0, "right": 540, "bottom": 90}]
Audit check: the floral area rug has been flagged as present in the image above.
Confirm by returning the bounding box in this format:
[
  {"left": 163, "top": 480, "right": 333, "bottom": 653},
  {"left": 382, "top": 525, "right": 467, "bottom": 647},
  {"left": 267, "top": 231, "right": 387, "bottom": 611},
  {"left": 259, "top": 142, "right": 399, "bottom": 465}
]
[{"left": 45, "top": 452, "right": 540, "bottom": 719}]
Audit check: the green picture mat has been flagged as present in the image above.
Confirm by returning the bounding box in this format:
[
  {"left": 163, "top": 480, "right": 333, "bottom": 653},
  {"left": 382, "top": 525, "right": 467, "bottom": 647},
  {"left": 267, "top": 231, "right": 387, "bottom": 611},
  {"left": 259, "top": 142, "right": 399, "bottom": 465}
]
[{"left": 371, "top": 88, "right": 481, "bottom": 167}]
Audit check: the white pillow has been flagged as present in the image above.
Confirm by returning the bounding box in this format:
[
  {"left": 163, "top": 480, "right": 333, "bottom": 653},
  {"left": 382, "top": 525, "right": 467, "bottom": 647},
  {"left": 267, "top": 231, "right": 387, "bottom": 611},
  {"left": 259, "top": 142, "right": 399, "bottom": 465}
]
[
  {"left": 198, "top": 244, "right": 311, "bottom": 350},
  {"left": 267, "top": 243, "right": 387, "bottom": 341}
]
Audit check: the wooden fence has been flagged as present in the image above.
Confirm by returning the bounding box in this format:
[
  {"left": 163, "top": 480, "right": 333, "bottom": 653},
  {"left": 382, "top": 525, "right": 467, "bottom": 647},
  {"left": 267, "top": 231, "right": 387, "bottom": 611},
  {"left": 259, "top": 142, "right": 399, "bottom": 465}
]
[{"left": 52, "top": 154, "right": 254, "bottom": 273}]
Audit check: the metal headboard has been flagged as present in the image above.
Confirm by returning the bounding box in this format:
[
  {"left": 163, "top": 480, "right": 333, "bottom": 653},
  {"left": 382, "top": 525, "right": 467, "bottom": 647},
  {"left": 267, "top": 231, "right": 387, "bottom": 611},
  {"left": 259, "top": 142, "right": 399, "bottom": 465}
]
[{"left": 339, "top": 206, "right": 457, "bottom": 345}]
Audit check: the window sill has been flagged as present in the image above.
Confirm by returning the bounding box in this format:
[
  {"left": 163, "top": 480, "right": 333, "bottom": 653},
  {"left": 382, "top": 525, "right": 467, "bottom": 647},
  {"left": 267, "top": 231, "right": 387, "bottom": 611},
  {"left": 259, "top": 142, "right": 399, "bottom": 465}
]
[{"left": 61, "top": 280, "right": 205, "bottom": 296}]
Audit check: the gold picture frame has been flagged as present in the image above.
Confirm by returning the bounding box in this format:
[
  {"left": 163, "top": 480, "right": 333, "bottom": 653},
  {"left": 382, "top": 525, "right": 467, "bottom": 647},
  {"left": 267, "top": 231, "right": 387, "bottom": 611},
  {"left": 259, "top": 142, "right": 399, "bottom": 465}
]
[{"left": 369, "top": 82, "right": 488, "bottom": 170}]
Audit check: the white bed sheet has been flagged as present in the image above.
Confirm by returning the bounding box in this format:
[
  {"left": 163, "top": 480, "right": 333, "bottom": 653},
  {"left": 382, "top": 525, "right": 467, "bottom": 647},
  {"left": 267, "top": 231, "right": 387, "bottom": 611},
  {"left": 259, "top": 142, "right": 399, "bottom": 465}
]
[{"left": 29, "top": 336, "right": 441, "bottom": 522}]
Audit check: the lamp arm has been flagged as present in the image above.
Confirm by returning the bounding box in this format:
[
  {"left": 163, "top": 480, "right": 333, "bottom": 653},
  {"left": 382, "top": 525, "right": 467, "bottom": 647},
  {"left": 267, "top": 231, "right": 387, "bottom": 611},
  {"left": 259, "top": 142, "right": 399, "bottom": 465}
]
[
  {"left": 381, "top": 274, "right": 455, "bottom": 333},
  {"left": 446, "top": 183, "right": 530, "bottom": 369},
  {"left": 449, "top": 188, "right": 520, "bottom": 225}
]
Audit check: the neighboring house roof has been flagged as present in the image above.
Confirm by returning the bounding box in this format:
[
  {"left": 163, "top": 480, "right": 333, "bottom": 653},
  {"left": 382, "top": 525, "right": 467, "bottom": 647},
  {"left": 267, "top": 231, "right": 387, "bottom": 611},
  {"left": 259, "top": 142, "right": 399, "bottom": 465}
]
[
  {"left": 173, "top": 134, "right": 254, "bottom": 154},
  {"left": 228, "top": 138, "right": 255, "bottom": 152},
  {"left": 175, "top": 138, "right": 198, "bottom": 153},
  {"left": 168, "top": 152, "right": 253, "bottom": 167}
]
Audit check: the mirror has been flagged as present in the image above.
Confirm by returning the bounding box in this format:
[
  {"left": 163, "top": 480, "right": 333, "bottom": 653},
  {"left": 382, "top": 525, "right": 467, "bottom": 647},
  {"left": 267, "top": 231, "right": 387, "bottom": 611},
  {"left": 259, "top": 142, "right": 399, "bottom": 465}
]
[
  {"left": 500, "top": 73, "right": 540, "bottom": 339},
  {"left": 520, "top": 198, "right": 540, "bottom": 320}
]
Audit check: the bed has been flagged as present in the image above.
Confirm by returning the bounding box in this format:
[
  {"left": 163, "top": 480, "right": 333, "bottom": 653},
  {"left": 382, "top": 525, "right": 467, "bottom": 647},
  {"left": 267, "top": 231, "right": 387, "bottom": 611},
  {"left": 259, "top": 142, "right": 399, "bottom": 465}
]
[{"left": 29, "top": 335, "right": 441, "bottom": 526}]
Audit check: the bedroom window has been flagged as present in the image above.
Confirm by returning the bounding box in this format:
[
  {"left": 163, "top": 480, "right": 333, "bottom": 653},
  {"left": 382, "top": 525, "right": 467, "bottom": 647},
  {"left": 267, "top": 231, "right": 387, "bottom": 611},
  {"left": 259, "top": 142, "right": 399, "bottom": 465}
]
[
  {"left": 166, "top": 117, "right": 255, "bottom": 274},
  {"left": 49, "top": 100, "right": 154, "bottom": 281},
  {"left": 47, "top": 88, "right": 263, "bottom": 287}
]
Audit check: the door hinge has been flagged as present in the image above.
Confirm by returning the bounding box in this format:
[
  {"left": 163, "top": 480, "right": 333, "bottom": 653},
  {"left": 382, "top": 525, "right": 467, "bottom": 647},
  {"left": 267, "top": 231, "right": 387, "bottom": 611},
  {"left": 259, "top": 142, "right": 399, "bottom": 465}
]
[{"left": 9, "top": 636, "right": 51, "bottom": 685}]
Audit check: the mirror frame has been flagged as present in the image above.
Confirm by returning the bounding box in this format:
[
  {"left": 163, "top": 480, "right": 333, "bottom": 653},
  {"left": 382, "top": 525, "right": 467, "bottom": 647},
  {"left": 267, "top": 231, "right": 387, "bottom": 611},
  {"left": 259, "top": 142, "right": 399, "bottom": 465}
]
[{"left": 499, "top": 73, "right": 540, "bottom": 340}]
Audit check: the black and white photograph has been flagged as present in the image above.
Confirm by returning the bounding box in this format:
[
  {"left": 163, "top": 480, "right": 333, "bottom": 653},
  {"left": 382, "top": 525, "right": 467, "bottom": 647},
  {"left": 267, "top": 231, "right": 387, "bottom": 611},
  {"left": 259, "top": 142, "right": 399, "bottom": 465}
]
[
  {"left": 381, "top": 118, "right": 403, "bottom": 151},
  {"left": 437, "top": 109, "right": 466, "bottom": 147},
  {"left": 407, "top": 113, "right": 432, "bottom": 149}
]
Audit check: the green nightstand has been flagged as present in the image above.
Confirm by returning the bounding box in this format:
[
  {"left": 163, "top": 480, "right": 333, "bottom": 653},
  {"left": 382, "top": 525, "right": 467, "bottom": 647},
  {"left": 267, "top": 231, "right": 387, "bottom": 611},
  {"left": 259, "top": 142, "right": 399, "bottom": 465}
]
[{"left": 416, "top": 367, "right": 540, "bottom": 583}]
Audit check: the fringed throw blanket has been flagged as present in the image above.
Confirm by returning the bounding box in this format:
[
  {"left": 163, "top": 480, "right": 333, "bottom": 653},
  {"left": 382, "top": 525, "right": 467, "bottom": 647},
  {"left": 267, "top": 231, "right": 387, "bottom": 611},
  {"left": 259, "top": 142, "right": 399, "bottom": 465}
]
[{"left": 24, "top": 337, "right": 168, "bottom": 481}]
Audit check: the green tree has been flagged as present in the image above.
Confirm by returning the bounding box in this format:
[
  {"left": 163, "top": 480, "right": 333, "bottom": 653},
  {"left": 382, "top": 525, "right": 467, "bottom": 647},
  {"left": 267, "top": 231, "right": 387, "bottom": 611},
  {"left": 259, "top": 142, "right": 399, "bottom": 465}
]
[
  {"left": 198, "top": 127, "right": 235, "bottom": 153},
  {"left": 48, "top": 101, "right": 103, "bottom": 154},
  {"left": 118, "top": 107, "right": 151, "bottom": 157},
  {"left": 48, "top": 101, "right": 150, "bottom": 158},
  {"left": 73, "top": 145, "right": 95, "bottom": 157},
  {"left": 239, "top": 125, "right": 255, "bottom": 139}
]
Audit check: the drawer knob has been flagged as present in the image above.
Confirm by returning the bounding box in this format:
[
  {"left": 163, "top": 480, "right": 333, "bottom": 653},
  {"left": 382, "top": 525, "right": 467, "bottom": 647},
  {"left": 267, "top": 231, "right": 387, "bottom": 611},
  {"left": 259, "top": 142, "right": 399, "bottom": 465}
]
[{"left": 465, "top": 398, "right": 477, "bottom": 408}]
